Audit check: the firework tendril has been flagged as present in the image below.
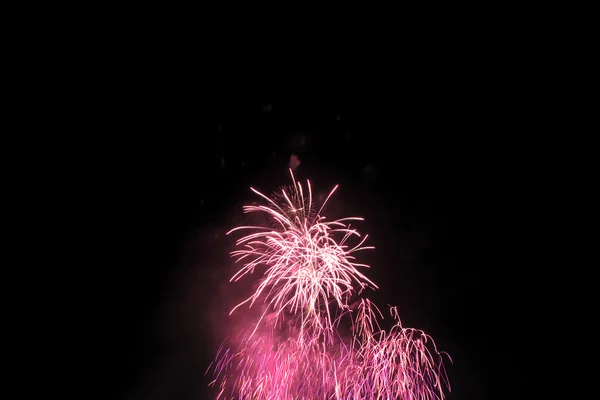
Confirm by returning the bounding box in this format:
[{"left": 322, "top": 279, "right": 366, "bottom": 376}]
[{"left": 207, "top": 169, "right": 451, "bottom": 399}]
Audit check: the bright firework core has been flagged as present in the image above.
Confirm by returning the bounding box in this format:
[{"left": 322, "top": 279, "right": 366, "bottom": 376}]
[{"left": 207, "top": 169, "right": 451, "bottom": 399}]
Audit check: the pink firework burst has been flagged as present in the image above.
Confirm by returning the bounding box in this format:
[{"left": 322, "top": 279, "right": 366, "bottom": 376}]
[
  {"left": 226, "top": 170, "right": 377, "bottom": 339},
  {"left": 208, "top": 169, "right": 451, "bottom": 399}
]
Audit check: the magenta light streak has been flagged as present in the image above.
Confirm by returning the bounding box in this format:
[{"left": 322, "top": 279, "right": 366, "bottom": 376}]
[{"left": 207, "top": 169, "right": 451, "bottom": 399}]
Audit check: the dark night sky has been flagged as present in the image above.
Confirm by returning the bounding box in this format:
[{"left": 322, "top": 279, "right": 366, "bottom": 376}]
[{"left": 84, "top": 49, "right": 534, "bottom": 399}]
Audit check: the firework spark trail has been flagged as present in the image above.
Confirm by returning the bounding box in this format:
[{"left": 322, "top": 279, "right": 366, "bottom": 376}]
[{"left": 208, "top": 169, "right": 451, "bottom": 399}]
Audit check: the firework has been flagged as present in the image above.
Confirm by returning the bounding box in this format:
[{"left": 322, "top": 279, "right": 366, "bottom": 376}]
[
  {"left": 208, "top": 169, "right": 450, "bottom": 399},
  {"left": 226, "top": 171, "right": 377, "bottom": 340}
]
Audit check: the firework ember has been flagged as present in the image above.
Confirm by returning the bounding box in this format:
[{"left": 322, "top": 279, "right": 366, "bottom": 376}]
[{"left": 207, "top": 169, "right": 450, "bottom": 399}]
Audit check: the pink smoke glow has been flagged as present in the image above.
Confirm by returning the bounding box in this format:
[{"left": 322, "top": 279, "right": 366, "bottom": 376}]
[{"left": 206, "top": 169, "right": 451, "bottom": 399}]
